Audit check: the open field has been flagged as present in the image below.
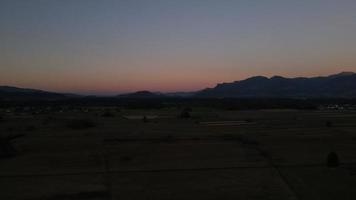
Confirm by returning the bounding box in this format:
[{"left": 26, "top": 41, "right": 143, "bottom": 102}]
[{"left": 1, "top": 107, "right": 356, "bottom": 200}]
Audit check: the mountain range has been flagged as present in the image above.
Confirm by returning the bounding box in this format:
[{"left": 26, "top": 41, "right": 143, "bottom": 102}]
[
  {"left": 196, "top": 72, "right": 356, "bottom": 98},
  {"left": 117, "top": 91, "right": 165, "bottom": 98},
  {"left": 0, "top": 86, "right": 75, "bottom": 100},
  {"left": 1, "top": 72, "right": 356, "bottom": 100}
]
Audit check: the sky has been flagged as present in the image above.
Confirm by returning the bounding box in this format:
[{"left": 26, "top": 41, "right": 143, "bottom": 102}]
[{"left": 1, "top": 0, "right": 356, "bottom": 95}]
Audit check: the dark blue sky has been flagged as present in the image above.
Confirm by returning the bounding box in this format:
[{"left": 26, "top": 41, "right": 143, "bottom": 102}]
[{"left": 1, "top": 0, "right": 356, "bottom": 94}]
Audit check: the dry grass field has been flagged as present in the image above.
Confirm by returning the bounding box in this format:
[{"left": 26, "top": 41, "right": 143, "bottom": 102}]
[{"left": 1, "top": 107, "right": 356, "bottom": 200}]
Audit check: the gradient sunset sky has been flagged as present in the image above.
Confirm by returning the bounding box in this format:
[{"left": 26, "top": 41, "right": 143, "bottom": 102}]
[{"left": 1, "top": 0, "right": 356, "bottom": 95}]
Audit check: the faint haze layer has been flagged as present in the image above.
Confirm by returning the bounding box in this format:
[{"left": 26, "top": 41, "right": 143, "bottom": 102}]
[{"left": 1, "top": 0, "right": 356, "bottom": 95}]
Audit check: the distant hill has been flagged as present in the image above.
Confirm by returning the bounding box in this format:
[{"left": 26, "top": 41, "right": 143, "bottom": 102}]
[
  {"left": 196, "top": 72, "right": 356, "bottom": 98},
  {"left": 2, "top": 72, "right": 356, "bottom": 100},
  {"left": 0, "top": 86, "right": 72, "bottom": 100},
  {"left": 165, "top": 91, "right": 195, "bottom": 97},
  {"left": 117, "top": 91, "right": 166, "bottom": 98}
]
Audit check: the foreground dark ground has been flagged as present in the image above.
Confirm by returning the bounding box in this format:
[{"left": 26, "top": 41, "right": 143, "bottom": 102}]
[{"left": 1, "top": 103, "right": 356, "bottom": 200}]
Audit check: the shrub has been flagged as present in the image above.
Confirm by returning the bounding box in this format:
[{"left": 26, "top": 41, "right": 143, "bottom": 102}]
[
  {"left": 120, "top": 156, "right": 133, "bottom": 162},
  {"left": 42, "top": 116, "right": 55, "bottom": 125},
  {"left": 327, "top": 152, "right": 339, "bottom": 168},
  {"left": 0, "top": 139, "right": 16, "bottom": 158},
  {"left": 142, "top": 115, "right": 149, "bottom": 123},
  {"left": 183, "top": 107, "right": 193, "bottom": 112},
  {"left": 161, "top": 135, "right": 174, "bottom": 143},
  {"left": 326, "top": 121, "right": 333, "bottom": 127},
  {"left": 101, "top": 111, "right": 115, "bottom": 118},
  {"left": 41, "top": 191, "right": 109, "bottom": 200},
  {"left": 245, "top": 119, "right": 253, "bottom": 123},
  {"left": 25, "top": 125, "right": 36, "bottom": 131},
  {"left": 180, "top": 110, "right": 191, "bottom": 119},
  {"left": 67, "top": 119, "right": 96, "bottom": 130}
]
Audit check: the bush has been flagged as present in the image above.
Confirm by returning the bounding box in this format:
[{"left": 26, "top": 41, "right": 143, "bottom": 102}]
[
  {"left": 327, "top": 152, "right": 339, "bottom": 168},
  {"left": 101, "top": 111, "right": 115, "bottom": 118},
  {"left": 245, "top": 119, "right": 253, "bottom": 123},
  {"left": 67, "top": 119, "right": 96, "bottom": 130},
  {"left": 25, "top": 125, "right": 36, "bottom": 131},
  {"left": 0, "top": 139, "right": 16, "bottom": 158},
  {"left": 142, "top": 115, "right": 149, "bottom": 123},
  {"left": 183, "top": 107, "right": 193, "bottom": 112},
  {"left": 326, "top": 121, "right": 333, "bottom": 127},
  {"left": 42, "top": 116, "right": 55, "bottom": 125},
  {"left": 120, "top": 156, "right": 133, "bottom": 162},
  {"left": 180, "top": 108, "right": 191, "bottom": 119},
  {"left": 161, "top": 135, "right": 174, "bottom": 143},
  {"left": 42, "top": 191, "right": 108, "bottom": 200}
]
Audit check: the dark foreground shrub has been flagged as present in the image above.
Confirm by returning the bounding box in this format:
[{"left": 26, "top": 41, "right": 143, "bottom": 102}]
[
  {"left": 42, "top": 116, "right": 56, "bottom": 125},
  {"left": 101, "top": 111, "right": 115, "bottom": 117},
  {"left": 180, "top": 111, "right": 191, "bottom": 118},
  {"left": 25, "top": 125, "right": 36, "bottom": 131},
  {"left": 178, "top": 107, "right": 192, "bottom": 119},
  {"left": 38, "top": 191, "right": 108, "bottom": 200},
  {"left": 67, "top": 119, "right": 96, "bottom": 130},
  {"left": 183, "top": 107, "right": 193, "bottom": 112},
  {"left": 161, "top": 135, "right": 174, "bottom": 143},
  {"left": 0, "top": 138, "right": 17, "bottom": 158},
  {"left": 327, "top": 152, "right": 339, "bottom": 168},
  {"left": 142, "top": 115, "right": 149, "bottom": 123},
  {"left": 120, "top": 156, "right": 133, "bottom": 162},
  {"left": 0, "top": 134, "right": 25, "bottom": 159},
  {"left": 326, "top": 121, "right": 333, "bottom": 127}
]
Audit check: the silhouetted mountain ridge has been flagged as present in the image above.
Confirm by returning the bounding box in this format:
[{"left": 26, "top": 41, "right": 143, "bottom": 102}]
[
  {"left": 0, "top": 86, "right": 75, "bottom": 100},
  {"left": 1, "top": 72, "right": 356, "bottom": 99},
  {"left": 117, "top": 91, "right": 165, "bottom": 98},
  {"left": 196, "top": 72, "right": 356, "bottom": 98}
]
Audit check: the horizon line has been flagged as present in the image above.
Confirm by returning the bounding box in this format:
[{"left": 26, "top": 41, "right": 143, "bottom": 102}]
[{"left": 1, "top": 71, "right": 354, "bottom": 96}]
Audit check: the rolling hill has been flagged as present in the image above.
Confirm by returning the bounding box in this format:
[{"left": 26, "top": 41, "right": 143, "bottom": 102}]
[
  {"left": 1, "top": 72, "right": 356, "bottom": 100},
  {"left": 0, "top": 86, "right": 71, "bottom": 100}
]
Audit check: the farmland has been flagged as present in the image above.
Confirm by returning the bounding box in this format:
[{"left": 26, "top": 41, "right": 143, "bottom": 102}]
[{"left": 1, "top": 106, "right": 356, "bottom": 200}]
